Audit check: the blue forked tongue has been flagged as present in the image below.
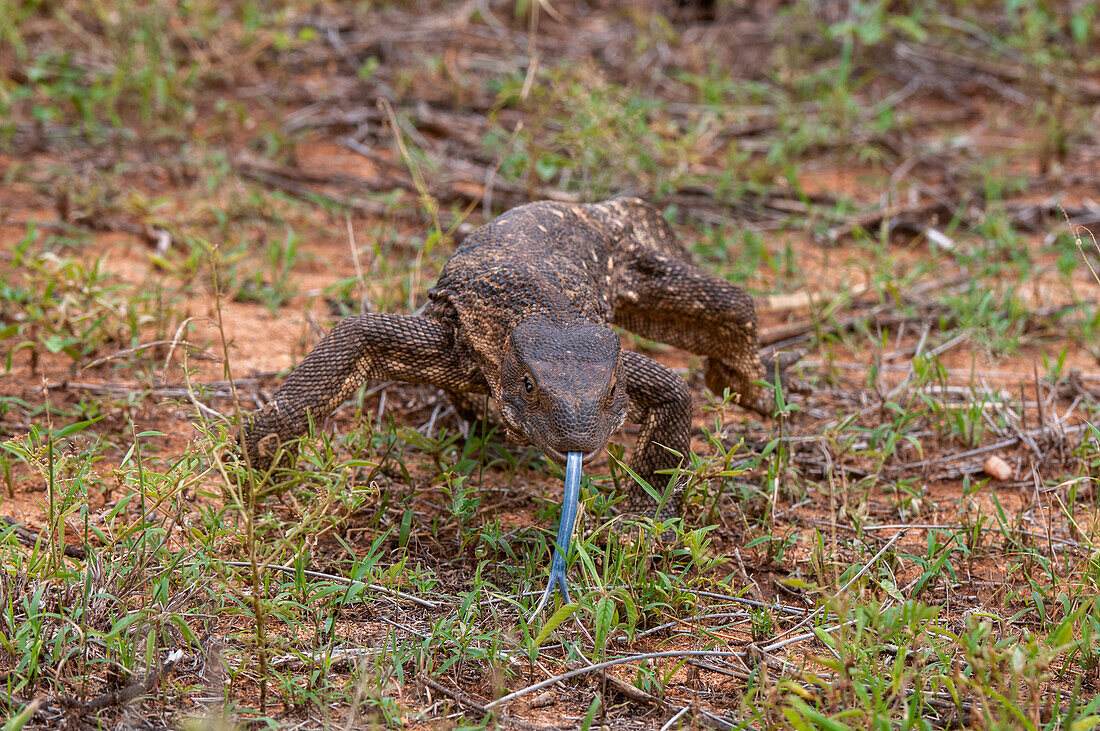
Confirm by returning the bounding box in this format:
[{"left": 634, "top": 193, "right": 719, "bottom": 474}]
[{"left": 533, "top": 450, "right": 583, "bottom": 613}]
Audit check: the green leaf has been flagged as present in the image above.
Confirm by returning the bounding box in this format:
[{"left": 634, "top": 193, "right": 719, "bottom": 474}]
[
  {"left": 614, "top": 589, "right": 638, "bottom": 638},
  {"left": 592, "top": 597, "right": 615, "bottom": 659},
  {"left": 786, "top": 697, "right": 855, "bottom": 731},
  {"left": 535, "top": 157, "right": 560, "bottom": 181},
  {"left": 888, "top": 15, "right": 929, "bottom": 42},
  {"left": 879, "top": 578, "right": 905, "bottom": 603},
  {"left": 3, "top": 700, "right": 40, "bottom": 731},
  {"left": 610, "top": 455, "right": 660, "bottom": 506},
  {"left": 54, "top": 416, "right": 105, "bottom": 439},
  {"left": 532, "top": 602, "right": 578, "bottom": 653},
  {"left": 41, "top": 333, "right": 78, "bottom": 354},
  {"left": 104, "top": 611, "right": 145, "bottom": 640},
  {"left": 744, "top": 535, "right": 772, "bottom": 549},
  {"left": 1071, "top": 14, "right": 1090, "bottom": 45},
  {"left": 579, "top": 694, "right": 601, "bottom": 731},
  {"left": 813, "top": 627, "right": 839, "bottom": 653},
  {"left": 1031, "top": 589, "right": 1046, "bottom": 622},
  {"left": 1048, "top": 602, "right": 1086, "bottom": 648},
  {"left": 168, "top": 614, "right": 199, "bottom": 646},
  {"left": 782, "top": 708, "right": 811, "bottom": 730},
  {"left": 399, "top": 509, "right": 413, "bottom": 549}
]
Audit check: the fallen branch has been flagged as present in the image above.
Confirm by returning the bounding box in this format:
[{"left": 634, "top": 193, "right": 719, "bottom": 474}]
[
  {"left": 886, "top": 423, "right": 1088, "bottom": 477},
  {"left": 484, "top": 650, "right": 746, "bottom": 710},
  {"left": 218, "top": 560, "right": 439, "bottom": 609},
  {"left": 424, "top": 676, "right": 488, "bottom": 713},
  {"left": 1, "top": 516, "right": 87, "bottom": 559},
  {"left": 825, "top": 200, "right": 951, "bottom": 244},
  {"left": 61, "top": 649, "right": 184, "bottom": 712}
]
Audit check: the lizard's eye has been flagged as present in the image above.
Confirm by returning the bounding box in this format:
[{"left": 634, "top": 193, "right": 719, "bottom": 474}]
[
  {"left": 604, "top": 374, "right": 619, "bottom": 405},
  {"left": 522, "top": 375, "right": 535, "bottom": 395}
]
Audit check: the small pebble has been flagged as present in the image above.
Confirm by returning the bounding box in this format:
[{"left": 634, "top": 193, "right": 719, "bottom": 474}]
[
  {"left": 983, "top": 455, "right": 1012, "bottom": 481},
  {"left": 529, "top": 690, "right": 555, "bottom": 708}
]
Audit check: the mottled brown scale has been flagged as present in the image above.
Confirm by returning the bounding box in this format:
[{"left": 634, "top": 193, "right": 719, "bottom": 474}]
[{"left": 241, "top": 197, "right": 773, "bottom": 517}]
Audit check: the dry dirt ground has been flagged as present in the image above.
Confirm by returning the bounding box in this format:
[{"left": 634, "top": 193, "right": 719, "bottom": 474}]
[{"left": 3, "top": 1, "right": 1100, "bottom": 728}]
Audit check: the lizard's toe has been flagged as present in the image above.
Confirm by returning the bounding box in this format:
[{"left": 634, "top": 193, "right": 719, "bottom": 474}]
[
  {"left": 705, "top": 350, "right": 804, "bottom": 416},
  {"left": 618, "top": 481, "right": 682, "bottom": 524},
  {"left": 703, "top": 358, "right": 761, "bottom": 411},
  {"left": 616, "top": 500, "right": 680, "bottom": 543},
  {"left": 230, "top": 426, "right": 296, "bottom": 480},
  {"left": 762, "top": 348, "right": 804, "bottom": 389}
]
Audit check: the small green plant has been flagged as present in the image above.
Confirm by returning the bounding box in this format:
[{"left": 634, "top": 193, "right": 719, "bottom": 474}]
[{"left": 233, "top": 228, "right": 304, "bottom": 312}]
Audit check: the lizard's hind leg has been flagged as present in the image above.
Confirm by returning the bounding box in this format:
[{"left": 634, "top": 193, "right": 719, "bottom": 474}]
[{"left": 242, "top": 314, "right": 487, "bottom": 469}]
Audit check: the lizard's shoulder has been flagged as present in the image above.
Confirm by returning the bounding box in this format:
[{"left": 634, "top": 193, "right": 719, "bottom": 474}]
[
  {"left": 578, "top": 196, "right": 691, "bottom": 261},
  {"left": 440, "top": 201, "right": 610, "bottom": 277}
]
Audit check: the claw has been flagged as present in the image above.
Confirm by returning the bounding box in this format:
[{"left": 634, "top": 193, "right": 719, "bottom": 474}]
[
  {"left": 532, "top": 451, "right": 583, "bottom": 614},
  {"left": 762, "top": 348, "right": 804, "bottom": 388}
]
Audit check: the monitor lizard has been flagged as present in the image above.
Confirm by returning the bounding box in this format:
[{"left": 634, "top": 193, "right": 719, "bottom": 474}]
[{"left": 239, "top": 196, "right": 790, "bottom": 607}]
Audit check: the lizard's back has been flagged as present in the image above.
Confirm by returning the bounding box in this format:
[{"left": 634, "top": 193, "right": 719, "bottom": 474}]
[
  {"left": 425, "top": 197, "right": 688, "bottom": 341},
  {"left": 425, "top": 202, "right": 617, "bottom": 370}
]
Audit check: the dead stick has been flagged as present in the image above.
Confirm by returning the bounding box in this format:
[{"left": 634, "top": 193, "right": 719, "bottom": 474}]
[
  {"left": 2, "top": 516, "right": 87, "bottom": 559},
  {"left": 62, "top": 649, "right": 183, "bottom": 711},
  {"left": 424, "top": 677, "right": 489, "bottom": 713}
]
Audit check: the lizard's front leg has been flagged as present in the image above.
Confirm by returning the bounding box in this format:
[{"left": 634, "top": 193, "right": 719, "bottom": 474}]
[
  {"left": 620, "top": 351, "right": 692, "bottom": 519},
  {"left": 614, "top": 248, "right": 774, "bottom": 414},
  {"left": 241, "top": 313, "right": 487, "bottom": 469}
]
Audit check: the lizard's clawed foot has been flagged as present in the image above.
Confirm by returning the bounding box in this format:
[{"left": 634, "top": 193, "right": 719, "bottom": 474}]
[
  {"left": 532, "top": 451, "right": 583, "bottom": 614},
  {"left": 762, "top": 348, "right": 804, "bottom": 389},
  {"left": 705, "top": 349, "right": 804, "bottom": 416},
  {"left": 758, "top": 348, "right": 807, "bottom": 411},
  {"left": 227, "top": 428, "right": 293, "bottom": 481}
]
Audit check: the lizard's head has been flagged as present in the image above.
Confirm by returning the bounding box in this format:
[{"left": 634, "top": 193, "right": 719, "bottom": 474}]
[{"left": 498, "top": 317, "right": 628, "bottom": 465}]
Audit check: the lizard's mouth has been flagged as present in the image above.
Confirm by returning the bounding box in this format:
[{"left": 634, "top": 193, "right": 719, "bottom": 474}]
[{"left": 543, "top": 446, "right": 604, "bottom": 466}]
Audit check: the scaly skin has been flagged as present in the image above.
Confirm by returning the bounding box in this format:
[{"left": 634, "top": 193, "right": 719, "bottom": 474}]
[{"left": 242, "top": 197, "right": 772, "bottom": 518}]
